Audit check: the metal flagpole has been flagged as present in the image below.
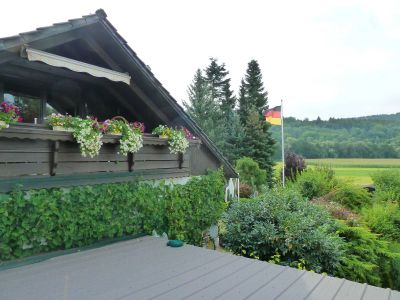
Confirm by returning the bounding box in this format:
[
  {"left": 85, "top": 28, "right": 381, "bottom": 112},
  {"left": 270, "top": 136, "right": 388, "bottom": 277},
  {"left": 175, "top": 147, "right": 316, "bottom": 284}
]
[{"left": 281, "top": 99, "right": 285, "bottom": 187}]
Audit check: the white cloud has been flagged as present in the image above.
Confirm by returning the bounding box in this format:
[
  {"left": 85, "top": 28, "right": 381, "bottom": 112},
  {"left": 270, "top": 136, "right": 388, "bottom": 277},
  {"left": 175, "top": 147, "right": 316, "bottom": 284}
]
[{"left": 0, "top": 0, "right": 399, "bottom": 119}]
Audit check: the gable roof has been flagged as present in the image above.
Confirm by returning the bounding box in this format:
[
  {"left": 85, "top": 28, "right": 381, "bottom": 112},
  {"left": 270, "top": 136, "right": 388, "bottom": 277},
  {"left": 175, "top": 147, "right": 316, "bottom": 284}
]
[{"left": 0, "top": 9, "right": 237, "bottom": 178}]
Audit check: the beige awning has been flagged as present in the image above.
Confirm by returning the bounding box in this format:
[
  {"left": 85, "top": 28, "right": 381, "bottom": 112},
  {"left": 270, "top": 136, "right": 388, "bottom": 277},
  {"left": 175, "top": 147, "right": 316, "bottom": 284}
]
[{"left": 25, "top": 47, "right": 131, "bottom": 85}]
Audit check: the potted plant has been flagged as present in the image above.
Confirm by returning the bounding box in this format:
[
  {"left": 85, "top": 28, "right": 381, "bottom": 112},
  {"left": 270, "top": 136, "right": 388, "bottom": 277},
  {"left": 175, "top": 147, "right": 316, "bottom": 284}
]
[
  {"left": 118, "top": 121, "right": 144, "bottom": 156},
  {"left": 0, "top": 101, "right": 22, "bottom": 130},
  {"left": 152, "top": 125, "right": 172, "bottom": 139},
  {"left": 153, "top": 125, "right": 190, "bottom": 154},
  {"left": 105, "top": 119, "right": 125, "bottom": 135},
  {"left": 102, "top": 117, "right": 144, "bottom": 155},
  {"left": 47, "top": 113, "right": 73, "bottom": 132},
  {"left": 69, "top": 116, "right": 103, "bottom": 158},
  {"left": 168, "top": 128, "right": 189, "bottom": 154}
]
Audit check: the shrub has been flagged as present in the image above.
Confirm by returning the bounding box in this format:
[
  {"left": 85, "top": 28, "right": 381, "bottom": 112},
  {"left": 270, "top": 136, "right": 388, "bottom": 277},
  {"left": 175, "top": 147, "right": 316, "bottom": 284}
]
[
  {"left": 372, "top": 169, "right": 400, "bottom": 203},
  {"left": 335, "top": 221, "right": 400, "bottom": 289},
  {"left": 295, "top": 166, "right": 337, "bottom": 199},
  {"left": 361, "top": 202, "right": 400, "bottom": 241},
  {"left": 239, "top": 182, "right": 253, "bottom": 198},
  {"left": 0, "top": 169, "right": 225, "bottom": 261},
  {"left": 311, "top": 196, "right": 359, "bottom": 222},
  {"left": 222, "top": 187, "right": 344, "bottom": 273},
  {"left": 235, "top": 157, "right": 267, "bottom": 190},
  {"left": 330, "top": 182, "right": 372, "bottom": 211},
  {"left": 284, "top": 151, "right": 306, "bottom": 181}
]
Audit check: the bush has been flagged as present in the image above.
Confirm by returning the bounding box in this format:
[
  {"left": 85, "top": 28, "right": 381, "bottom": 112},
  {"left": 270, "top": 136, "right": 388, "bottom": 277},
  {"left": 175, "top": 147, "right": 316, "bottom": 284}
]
[
  {"left": 284, "top": 151, "right": 306, "bottom": 181},
  {"left": 311, "top": 196, "right": 359, "bottom": 222},
  {"left": 0, "top": 170, "right": 225, "bottom": 261},
  {"left": 295, "top": 166, "right": 337, "bottom": 199},
  {"left": 372, "top": 169, "right": 400, "bottom": 203},
  {"left": 330, "top": 182, "right": 372, "bottom": 211},
  {"left": 335, "top": 221, "right": 400, "bottom": 289},
  {"left": 235, "top": 157, "right": 267, "bottom": 190},
  {"left": 361, "top": 202, "right": 400, "bottom": 241},
  {"left": 239, "top": 182, "right": 253, "bottom": 198},
  {"left": 222, "top": 187, "right": 344, "bottom": 273}
]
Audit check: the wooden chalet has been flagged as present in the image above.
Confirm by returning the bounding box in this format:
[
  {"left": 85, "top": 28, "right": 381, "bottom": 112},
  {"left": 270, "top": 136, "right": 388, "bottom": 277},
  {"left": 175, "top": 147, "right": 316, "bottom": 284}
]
[{"left": 0, "top": 9, "right": 237, "bottom": 192}]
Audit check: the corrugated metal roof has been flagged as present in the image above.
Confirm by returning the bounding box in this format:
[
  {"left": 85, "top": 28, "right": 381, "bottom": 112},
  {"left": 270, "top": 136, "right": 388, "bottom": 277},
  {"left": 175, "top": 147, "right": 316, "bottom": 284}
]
[{"left": 0, "top": 236, "right": 397, "bottom": 299}]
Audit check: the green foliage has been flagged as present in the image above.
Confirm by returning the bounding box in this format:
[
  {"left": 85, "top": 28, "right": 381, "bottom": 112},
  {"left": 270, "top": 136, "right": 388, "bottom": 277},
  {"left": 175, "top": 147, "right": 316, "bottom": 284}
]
[
  {"left": 271, "top": 114, "right": 400, "bottom": 159},
  {"left": 235, "top": 157, "right": 267, "bottom": 190},
  {"left": 373, "top": 169, "right": 400, "bottom": 203},
  {"left": 222, "top": 187, "right": 344, "bottom": 273},
  {"left": 295, "top": 166, "right": 337, "bottom": 199},
  {"left": 241, "top": 109, "right": 275, "bottom": 185},
  {"left": 361, "top": 202, "right": 400, "bottom": 241},
  {"left": 335, "top": 221, "right": 400, "bottom": 289},
  {"left": 238, "top": 182, "right": 253, "bottom": 198},
  {"left": 284, "top": 151, "right": 306, "bottom": 181},
  {"left": 184, "top": 63, "right": 244, "bottom": 163},
  {"left": 0, "top": 170, "right": 225, "bottom": 261},
  {"left": 330, "top": 183, "right": 372, "bottom": 211},
  {"left": 238, "top": 60, "right": 275, "bottom": 185}
]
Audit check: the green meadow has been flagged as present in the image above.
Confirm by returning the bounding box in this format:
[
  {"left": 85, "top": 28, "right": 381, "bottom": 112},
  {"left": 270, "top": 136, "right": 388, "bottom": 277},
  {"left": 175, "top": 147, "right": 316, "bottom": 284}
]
[{"left": 306, "top": 158, "right": 400, "bottom": 185}]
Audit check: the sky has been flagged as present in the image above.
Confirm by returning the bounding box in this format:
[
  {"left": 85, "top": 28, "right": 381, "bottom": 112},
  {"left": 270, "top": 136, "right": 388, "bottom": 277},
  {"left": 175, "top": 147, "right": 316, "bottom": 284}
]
[{"left": 1, "top": 0, "right": 399, "bottom": 120}]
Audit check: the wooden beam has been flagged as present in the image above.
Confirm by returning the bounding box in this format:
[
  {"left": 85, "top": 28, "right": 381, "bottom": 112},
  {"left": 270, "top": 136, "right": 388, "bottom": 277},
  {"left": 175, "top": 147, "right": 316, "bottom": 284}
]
[
  {"left": 129, "top": 82, "right": 170, "bottom": 124},
  {"left": 103, "top": 85, "right": 140, "bottom": 120},
  {"left": 83, "top": 37, "right": 123, "bottom": 72},
  {"left": 178, "top": 152, "right": 183, "bottom": 169},
  {"left": 0, "top": 33, "right": 79, "bottom": 65},
  {"left": 50, "top": 141, "right": 59, "bottom": 176},
  {"left": 128, "top": 153, "right": 134, "bottom": 172},
  {"left": 39, "top": 91, "right": 47, "bottom": 123},
  {"left": 0, "top": 82, "right": 4, "bottom": 99}
]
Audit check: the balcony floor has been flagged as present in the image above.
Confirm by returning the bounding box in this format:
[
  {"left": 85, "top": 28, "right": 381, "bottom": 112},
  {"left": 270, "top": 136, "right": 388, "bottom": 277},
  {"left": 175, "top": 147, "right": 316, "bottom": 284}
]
[{"left": 0, "top": 236, "right": 398, "bottom": 300}]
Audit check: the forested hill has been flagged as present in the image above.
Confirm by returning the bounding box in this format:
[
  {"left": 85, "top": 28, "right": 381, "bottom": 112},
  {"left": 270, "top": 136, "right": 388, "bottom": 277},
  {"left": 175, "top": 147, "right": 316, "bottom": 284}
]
[{"left": 271, "top": 113, "right": 400, "bottom": 159}]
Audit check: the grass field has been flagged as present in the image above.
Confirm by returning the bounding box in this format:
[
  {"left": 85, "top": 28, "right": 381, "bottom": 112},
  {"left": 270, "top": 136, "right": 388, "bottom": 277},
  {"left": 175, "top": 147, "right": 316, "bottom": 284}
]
[{"left": 306, "top": 158, "right": 400, "bottom": 185}]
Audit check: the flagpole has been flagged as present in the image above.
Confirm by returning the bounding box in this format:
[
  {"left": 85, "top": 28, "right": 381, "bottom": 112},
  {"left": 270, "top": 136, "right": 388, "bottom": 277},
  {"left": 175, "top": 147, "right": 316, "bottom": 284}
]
[{"left": 281, "top": 99, "right": 285, "bottom": 187}]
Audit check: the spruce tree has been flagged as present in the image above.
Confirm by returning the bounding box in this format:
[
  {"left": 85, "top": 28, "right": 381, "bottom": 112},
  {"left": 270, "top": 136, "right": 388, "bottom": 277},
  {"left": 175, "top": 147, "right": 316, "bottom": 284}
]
[
  {"left": 238, "top": 60, "right": 275, "bottom": 185},
  {"left": 183, "top": 69, "right": 219, "bottom": 140},
  {"left": 204, "top": 58, "right": 242, "bottom": 162},
  {"left": 238, "top": 79, "right": 249, "bottom": 124},
  {"left": 205, "top": 58, "right": 236, "bottom": 115}
]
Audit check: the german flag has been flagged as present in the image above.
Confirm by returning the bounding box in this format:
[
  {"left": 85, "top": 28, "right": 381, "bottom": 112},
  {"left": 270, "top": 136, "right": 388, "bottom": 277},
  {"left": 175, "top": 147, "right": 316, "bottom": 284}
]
[{"left": 264, "top": 106, "right": 282, "bottom": 125}]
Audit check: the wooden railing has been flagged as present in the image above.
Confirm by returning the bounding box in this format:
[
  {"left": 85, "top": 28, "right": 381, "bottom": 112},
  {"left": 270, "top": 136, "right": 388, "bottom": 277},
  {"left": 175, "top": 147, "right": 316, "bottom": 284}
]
[{"left": 0, "top": 124, "right": 200, "bottom": 191}]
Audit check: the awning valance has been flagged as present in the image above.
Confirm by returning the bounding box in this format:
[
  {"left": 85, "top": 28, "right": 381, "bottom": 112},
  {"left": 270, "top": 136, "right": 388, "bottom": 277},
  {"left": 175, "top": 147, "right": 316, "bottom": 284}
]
[{"left": 23, "top": 47, "right": 131, "bottom": 85}]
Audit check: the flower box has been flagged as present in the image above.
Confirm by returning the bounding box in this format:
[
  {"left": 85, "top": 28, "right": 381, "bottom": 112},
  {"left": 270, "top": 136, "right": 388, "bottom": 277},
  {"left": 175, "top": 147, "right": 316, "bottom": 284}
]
[
  {"left": 52, "top": 126, "right": 73, "bottom": 132},
  {"left": 0, "top": 120, "right": 9, "bottom": 129}
]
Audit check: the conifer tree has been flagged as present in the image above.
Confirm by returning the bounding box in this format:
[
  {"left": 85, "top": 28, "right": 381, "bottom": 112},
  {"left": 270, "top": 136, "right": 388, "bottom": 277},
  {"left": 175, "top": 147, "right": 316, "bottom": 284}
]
[
  {"left": 238, "top": 60, "right": 275, "bottom": 185},
  {"left": 204, "top": 58, "right": 243, "bottom": 162},
  {"left": 238, "top": 79, "right": 249, "bottom": 124},
  {"left": 205, "top": 58, "right": 236, "bottom": 113},
  {"left": 183, "top": 69, "right": 219, "bottom": 140}
]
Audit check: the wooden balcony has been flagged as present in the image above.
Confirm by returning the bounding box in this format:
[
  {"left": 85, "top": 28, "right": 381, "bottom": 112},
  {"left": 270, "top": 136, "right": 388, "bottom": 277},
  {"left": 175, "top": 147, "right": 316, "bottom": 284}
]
[{"left": 0, "top": 124, "right": 201, "bottom": 192}]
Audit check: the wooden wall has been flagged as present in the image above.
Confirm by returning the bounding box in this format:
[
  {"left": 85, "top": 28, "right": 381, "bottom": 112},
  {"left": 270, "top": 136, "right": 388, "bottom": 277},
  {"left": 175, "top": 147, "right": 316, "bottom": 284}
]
[{"left": 0, "top": 125, "right": 199, "bottom": 192}]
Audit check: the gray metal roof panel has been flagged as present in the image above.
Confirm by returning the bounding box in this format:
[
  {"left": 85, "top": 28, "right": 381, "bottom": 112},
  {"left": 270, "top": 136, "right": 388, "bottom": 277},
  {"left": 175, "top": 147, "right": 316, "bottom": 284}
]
[
  {"left": 0, "top": 237, "right": 396, "bottom": 300},
  {"left": 362, "top": 285, "right": 391, "bottom": 300},
  {"left": 332, "top": 280, "right": 368, "bottom": 300},
  {"left": 390, "top": 290, "right": 400, "bottom": 300}
]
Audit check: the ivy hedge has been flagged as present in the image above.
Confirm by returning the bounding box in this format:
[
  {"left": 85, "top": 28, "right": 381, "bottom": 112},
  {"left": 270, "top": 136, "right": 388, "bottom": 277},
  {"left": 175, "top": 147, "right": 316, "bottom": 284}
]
[{"left": 0, "top": 169, "right": 225, "bottom": 261}]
